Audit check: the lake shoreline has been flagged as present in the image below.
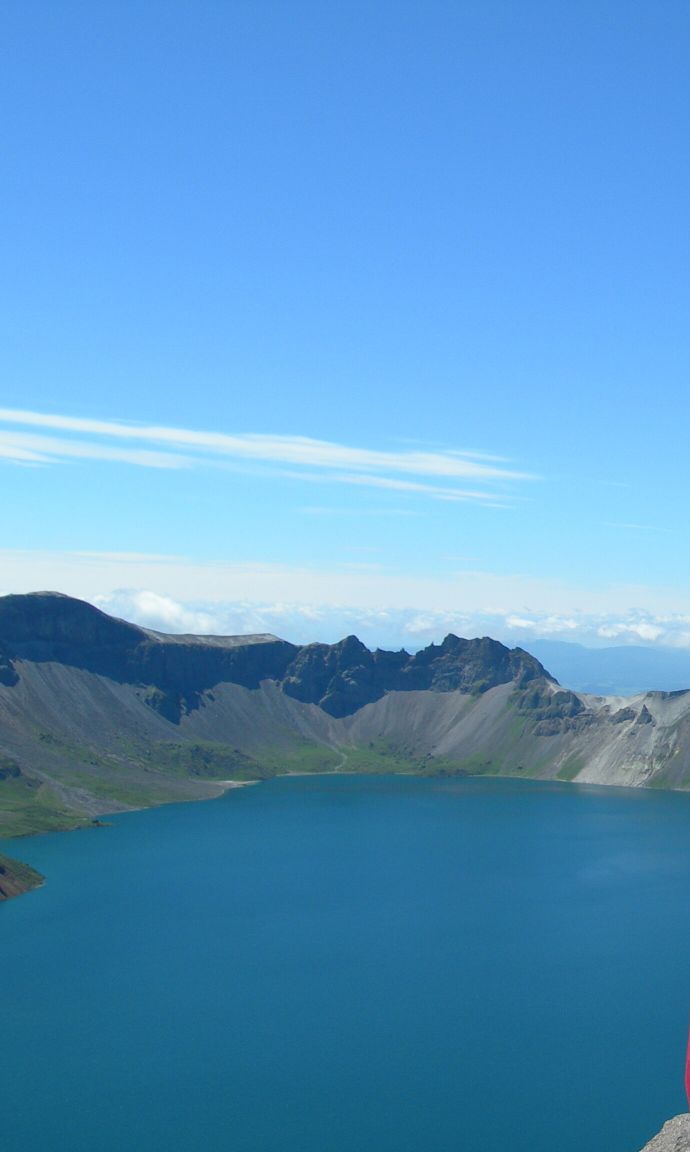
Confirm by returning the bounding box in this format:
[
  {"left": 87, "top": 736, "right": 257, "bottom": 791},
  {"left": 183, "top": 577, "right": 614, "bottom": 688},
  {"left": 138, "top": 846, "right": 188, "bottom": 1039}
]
[{"left": 1, "top": 766, "right": 689, "bottom": 901}]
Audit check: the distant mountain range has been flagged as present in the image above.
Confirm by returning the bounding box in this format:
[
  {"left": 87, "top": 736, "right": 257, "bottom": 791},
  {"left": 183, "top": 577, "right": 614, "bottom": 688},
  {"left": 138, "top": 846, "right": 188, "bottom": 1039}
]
[
  {"left": 528, "top": 639, "right": 690, "bottom": 697},
  {"left": 2, "top": 592, "right": 690, "bottom": 888}
]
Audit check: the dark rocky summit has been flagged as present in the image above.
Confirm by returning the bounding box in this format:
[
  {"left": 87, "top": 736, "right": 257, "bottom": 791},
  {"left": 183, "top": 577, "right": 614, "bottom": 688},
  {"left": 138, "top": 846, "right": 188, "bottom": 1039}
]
[{"left": 281, "top": 631, "right": 547, "bottom": 717}]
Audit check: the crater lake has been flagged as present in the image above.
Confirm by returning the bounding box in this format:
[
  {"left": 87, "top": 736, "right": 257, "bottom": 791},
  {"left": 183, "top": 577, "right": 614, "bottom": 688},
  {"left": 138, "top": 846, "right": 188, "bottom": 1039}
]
[{"left": 2, "top": 775, "right": 689, "bottom": 1152}]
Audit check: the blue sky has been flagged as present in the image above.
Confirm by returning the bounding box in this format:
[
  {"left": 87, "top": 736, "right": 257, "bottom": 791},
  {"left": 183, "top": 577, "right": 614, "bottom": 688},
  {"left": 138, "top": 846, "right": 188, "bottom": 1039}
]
[{"left": 3, "top": 1, "right": 690, "bottom": 648}]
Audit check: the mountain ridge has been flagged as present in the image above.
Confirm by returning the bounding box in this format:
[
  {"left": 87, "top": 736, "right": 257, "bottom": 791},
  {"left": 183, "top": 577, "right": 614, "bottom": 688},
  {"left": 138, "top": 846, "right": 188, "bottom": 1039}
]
[
  {"left": 2, "top": 591, "right": 690, "bottom": 893},
  {"left": 0, "top": 591, "right": 552, "bottom": 719},
  {"left": 528, "top": 638, "right": 690, "bottom": 696}
]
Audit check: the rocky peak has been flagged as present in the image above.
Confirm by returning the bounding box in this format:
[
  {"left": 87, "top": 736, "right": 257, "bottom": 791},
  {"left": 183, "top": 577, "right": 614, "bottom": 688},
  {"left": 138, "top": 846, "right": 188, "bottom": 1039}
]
[
  {"left": 404, "top": 634, "right": 552, "bottom": 694},
  {"left": 280, "top": 630, "right": 554, "bottom": 717}
]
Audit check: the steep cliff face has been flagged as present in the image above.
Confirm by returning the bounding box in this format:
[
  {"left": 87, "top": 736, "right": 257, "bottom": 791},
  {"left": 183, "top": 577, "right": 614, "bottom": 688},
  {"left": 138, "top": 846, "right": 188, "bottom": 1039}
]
[{"left": 0, "top": 592, "right": 298, "bottom": 721}]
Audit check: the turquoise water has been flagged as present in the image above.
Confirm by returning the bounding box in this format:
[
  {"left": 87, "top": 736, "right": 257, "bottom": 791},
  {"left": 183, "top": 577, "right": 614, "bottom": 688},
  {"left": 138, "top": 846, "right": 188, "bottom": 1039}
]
[{"left": 2, "top": 775, "right": 689, "bottom": 1152}]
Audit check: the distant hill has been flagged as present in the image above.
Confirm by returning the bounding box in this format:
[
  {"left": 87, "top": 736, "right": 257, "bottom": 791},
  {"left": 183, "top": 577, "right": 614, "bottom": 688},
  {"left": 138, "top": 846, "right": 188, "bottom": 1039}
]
[{"left": 528, "top": 640, "right": 690, "bottom": 696}]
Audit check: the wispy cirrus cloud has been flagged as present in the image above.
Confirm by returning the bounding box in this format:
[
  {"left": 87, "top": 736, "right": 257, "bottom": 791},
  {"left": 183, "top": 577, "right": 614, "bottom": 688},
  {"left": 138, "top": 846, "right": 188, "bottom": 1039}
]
[
  {"left": 0, "top": 429, "right": 193, "bottom": 469},
  {"left": 278, "top": 467, "right": 511, "bottom": 503},
  {"left": 0, "top": 406, "right": 532, "bottom": 503},
  {"left": 601, "top": 521, "right": 672, "bottom": 534}
]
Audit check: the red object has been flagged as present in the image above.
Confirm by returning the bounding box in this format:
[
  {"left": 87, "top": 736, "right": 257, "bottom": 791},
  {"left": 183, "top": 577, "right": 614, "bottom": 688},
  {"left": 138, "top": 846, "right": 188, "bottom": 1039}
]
[{"left": 686, "top": 1020, "right": 690, "bottom": 1110}]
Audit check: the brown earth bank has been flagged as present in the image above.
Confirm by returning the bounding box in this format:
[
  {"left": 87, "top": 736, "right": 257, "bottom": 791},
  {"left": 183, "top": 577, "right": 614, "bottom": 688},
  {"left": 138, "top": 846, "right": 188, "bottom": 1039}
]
[
  {"left": 0, "top": 852, "right": 43, "bottom": 900},
  {"left": 2, "top": 591, "right": 690, "bottom": 858}
]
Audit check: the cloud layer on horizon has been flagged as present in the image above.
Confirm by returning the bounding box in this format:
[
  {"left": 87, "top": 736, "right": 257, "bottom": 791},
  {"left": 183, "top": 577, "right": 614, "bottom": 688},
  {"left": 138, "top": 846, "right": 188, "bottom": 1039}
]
[
  {"left": 89, "top": 589, "right": 690, "bottom": 653},
  {"left": 6, "top": 548, "right": 690, "bottom": 650}
]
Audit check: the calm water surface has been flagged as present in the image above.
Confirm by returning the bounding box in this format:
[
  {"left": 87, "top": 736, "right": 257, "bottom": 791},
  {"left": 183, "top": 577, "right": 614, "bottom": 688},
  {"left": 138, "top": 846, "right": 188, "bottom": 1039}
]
[{"left": 2, "top": 775, "right": 689, "bottom": 1152}]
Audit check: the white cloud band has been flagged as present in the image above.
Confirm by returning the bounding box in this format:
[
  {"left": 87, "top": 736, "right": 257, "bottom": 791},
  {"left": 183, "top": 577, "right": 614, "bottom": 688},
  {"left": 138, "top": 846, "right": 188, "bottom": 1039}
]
[{"left": 0, "top": 406, "right": 532, "bottom": 502}]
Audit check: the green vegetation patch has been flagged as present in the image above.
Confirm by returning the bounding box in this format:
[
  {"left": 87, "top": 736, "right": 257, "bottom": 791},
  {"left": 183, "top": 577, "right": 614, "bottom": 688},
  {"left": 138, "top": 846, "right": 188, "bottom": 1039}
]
[
  {"left": 144, "top": 740, "right": 269, "bottom": 780},
  {"left": 645, "top": 760, "right": 690, "bottom": 790},
  {"left": 425, "top": 752, "right": 503, "bottom": 776},
  {"left": 265, "top": 740, "right": 520, "bottom": 780},
  {"left": 269, "top": 742, "right": 342, "bottom": 775},
  {"left": 556, "top": 756, "right": 584, "bottom": 782},
  {"left": 0, "top": 771, "right": 90, "bottom": 838},
  {"left": 36, "top": 730, "right": 114, "bottom": 769},
  {"left": 336, "top": 742, "right": 419, "bottom": 774}
]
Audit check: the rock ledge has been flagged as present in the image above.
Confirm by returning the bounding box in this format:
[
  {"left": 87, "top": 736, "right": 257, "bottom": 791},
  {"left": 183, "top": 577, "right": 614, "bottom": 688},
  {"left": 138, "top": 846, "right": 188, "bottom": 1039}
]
[{"left": 640, "top": 1115, "right": 690, "bottom": 1151}]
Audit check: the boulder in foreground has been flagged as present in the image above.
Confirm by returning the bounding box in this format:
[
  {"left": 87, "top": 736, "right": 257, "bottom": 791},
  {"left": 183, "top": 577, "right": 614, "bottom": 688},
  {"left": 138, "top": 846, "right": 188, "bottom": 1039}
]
[{"left": 640, "top": 1115, "right": 690, "bottom": 1151}]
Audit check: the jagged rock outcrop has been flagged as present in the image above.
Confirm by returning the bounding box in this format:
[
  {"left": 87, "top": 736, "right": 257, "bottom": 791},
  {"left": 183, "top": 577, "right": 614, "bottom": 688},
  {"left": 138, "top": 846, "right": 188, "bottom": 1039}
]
[
  {"left": 282, "top": 632, "right": 547, "bottom": 717},
  {"left": 639, "top": 1114, "right": 690, "bottom": 1151}
]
